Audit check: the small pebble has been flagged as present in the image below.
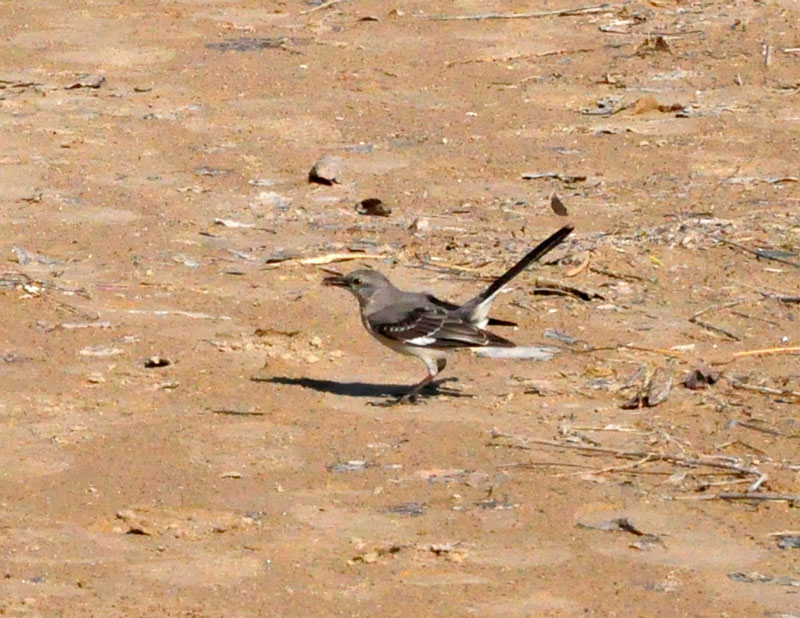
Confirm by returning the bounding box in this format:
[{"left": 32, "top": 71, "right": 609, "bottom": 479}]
[
  {"left": 308, "top": 154, "right": 342, "bottom": 185},
  {"left": 409, "top": 217, "right": 430, "bottom": 233},
  {"left": 144, "top": 356, "right": 171, "bottom": 368}
]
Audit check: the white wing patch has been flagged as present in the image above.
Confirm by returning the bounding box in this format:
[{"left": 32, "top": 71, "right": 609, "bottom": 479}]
[{"left": 407, "top": 336, "right": 436, "bottom": 346}]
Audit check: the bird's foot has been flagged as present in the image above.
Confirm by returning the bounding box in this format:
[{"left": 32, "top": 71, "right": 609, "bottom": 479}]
[
  {"left": 366, "top": 394, "right": 422, "bottom": 407},
  {"left": 366, "top": 379, "right": 461, "bottom": 407},
  {"left": 398, "top": 392, "right": 420, "bottom": 405}
]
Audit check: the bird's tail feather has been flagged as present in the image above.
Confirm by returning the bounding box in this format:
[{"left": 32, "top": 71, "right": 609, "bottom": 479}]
[
  {"left": 479, "top": 225, "right": 573, "bottom": 302},
  {"left": 460, "top": 225, "right": 574, "bottom": 326}
]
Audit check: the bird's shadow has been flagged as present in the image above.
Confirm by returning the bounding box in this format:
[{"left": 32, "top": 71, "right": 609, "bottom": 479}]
[{"left": 253, "top": 375, "right": 472, "bottom": 402}]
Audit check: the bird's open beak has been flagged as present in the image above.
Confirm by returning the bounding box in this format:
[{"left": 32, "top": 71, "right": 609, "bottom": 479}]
[{"left": 323, "top": 275, "right": 348, "bottom": 287}]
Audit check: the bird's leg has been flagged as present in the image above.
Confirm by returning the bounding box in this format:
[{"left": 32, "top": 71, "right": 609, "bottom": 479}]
[
  {"left": 398, "top": 358, "right": 447, "bottom": 404},
  {"left": 398, "top": 377, "right": 432, "bottom": 404}
]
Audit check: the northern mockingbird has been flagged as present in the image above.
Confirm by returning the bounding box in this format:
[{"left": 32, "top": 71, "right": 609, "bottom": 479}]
[{"left": 324, "top": 225, "right": 573, "bottom": 403}]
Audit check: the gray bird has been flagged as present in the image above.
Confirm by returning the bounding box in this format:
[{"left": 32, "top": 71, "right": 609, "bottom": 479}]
[{"left": 324, "top": 225, "right": 573, "bottom": 403}]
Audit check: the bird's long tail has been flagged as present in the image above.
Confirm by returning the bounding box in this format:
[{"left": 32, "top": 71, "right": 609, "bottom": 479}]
[
  {"left": 481, "top": 225, "right": 573, "bottom": 301},
  {"left": 462, "top": 225, "right": 574, "bottom": 325}
]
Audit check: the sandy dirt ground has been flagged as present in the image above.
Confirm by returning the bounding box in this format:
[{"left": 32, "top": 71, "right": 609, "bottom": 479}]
[{"left": 1, "top": 1, "right": 799, "bottom": 616}]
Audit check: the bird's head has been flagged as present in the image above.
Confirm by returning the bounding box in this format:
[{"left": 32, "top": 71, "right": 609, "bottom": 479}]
[{"left": 323, "top": 269, "right": 390, "bottom": 305}]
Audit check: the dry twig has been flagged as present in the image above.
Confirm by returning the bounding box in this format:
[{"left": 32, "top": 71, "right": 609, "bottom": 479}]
[
  {"left": 690, "top": 318, "right": 741, "bottom": 341},
  {"left": 533, "top": 277, "right": 603, "bottom": 301},
  {"left": 688, "top": 299, "right": 747, "bottom": 341},
  {"left": 624, "top": 344, "right": 683, "bottom": 358},
  {"left": 300, "top": 0, "right": 346, "bottom": 15},
  {"left": 565, "top": 252, "right": 590, "bottom": 277},
  {"left": 690, "top": 300, "right": 748, "bottom": 320},
  {"left": 729, "top": 419, "right": 788, "bottom": 438},
  {"left": 266, "top": 253, "right": 388, "bottom": 267},
  {"left": 445, "top": 46, "right": 616, "bottom": 67},
  {"left": 727, "top": 379, "right": 800, "bottom": 401},
  {"left": 558, "top": 455, "right": 653, "bottom": 477},
  {"left": 429, "top": 3, "right": 617, "bottom": 21},
  {"left": 714, "top": 237, "right": 800, "bottom": 269},
  {"left": 588, "top": 266, "right": 647, "bottom": 282},
  {"left": 497, "top": 461, "right": 594, "bottom": 470},
  {"left": 732, "top": 346, "right": 800, "bottom": 359},
  {"left": 489, "top": 430, "right": 767, "bottom": 491},
  {"left": 678, "top": 492, "right": 798, "bottom": 504},
  {"left": 211, "top": 408, "right": 266, "bottom": 416}
]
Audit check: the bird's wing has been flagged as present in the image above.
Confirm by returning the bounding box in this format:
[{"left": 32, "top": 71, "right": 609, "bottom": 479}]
[
  {"left": 426, "top": 294, "right": 517, "bottom": 327},
  {"left": 368, "top": 303, "right": 514, "bottom": 349},
  {"left": 425, "top": 294, "right": 459, "bottom": 311}
]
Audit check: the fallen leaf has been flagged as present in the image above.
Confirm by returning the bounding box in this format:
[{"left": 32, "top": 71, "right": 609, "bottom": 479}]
[
  {"left": 65, "top": 74, "right": 106, "bottom": 89},
  {"left": 683, "top": 362, "right": 720, "bottom": 390},
  {"left": 550, "top": 192, "right": 569, "bottom": 216},
  {"left": 424, "top": 542, "right": 467, "bottom": 562},
  {"left": 633, "top": 96, "right": 683, "bottom": 115},
  {"left": 636, "top": 35, "right": 671, "bottom": 55},
  {"left": 116, "top": 509, "right": 158, "bottom": 536},
  {"left": 621, "top": 366, "right": 672, "bottom": 408},
  {"left": 357, "top": 197, "right": 392, "bottom": 217},
  {"left": 348, "top": 543, "right": 404, "bottom": 565}
]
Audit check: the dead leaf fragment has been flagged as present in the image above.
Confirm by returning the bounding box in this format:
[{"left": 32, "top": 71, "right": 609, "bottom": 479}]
[
  {"left": 636, "top": 35, "right": 671, "bottom": 56},
  {"left": 683, "top": 362, "right": 720, "bottom": 390},
  {"left": 577, "top": 517, "right": 645, "bottom": 534},
  {"left": 630, "top": 535, "right": 666, "bottom": 551},
  {"left": 646, "top": 369, "right": 673, "bottom": 406},
  {"left": 351, "top": 551, "right": 379, "bottom": 564},
  {"left": 550, "top": 192, "right": 569, "bottom": 216},
  {"left": 65, "top": 74, "right": 106, "bottom": 89},
  {"left": 597, "top": 73, "right": 625, "bottom": 87},
  {"left": 633, "top": 96, "right": 660, "bottom": 114},
  {"left": 348, "top": 543, "right": 404, "bottom": 565},
  {"left": 565, "top": 252, "right": 590, "bottom": 277},
  {"left": 621, "top": 366, "right": 672, "bottom": 408},
  {"left": 633, "top": 96, "right": 684, "bottom": 115},
  {"left": 356, "top": 197, "right": 392, "bottom": 217},
  {"left": 116, "top": 509, "right": 158, "bottom": 536},
  {"left": 577, "top": 517, "right": 664, "bottom": 548},
  {"left": 424, "top": 542, "right": 467, "bottom": 562}
]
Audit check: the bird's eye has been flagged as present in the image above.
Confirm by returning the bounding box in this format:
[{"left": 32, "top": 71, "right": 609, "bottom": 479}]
[{"left": 351, "top": 277, "right": 362, "bottom": 285}]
